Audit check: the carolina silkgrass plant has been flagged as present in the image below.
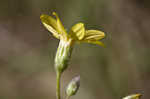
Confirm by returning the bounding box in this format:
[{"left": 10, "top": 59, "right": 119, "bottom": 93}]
[{"left": 40, "top": 12, "right": 142, "bottom": 99}]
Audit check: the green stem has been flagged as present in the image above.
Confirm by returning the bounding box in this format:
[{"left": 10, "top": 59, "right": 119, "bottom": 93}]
[
  {"left": 56, "top": 72, "right": 61, "bottom": 99},
  {"left": 66, "top": 95, "right": 70, "bottom": 99}
]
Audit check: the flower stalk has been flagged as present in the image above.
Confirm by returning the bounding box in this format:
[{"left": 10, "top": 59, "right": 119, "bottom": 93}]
[
  {"left": 56, "top": 71, "right": 61, "bottom": 99},
  {"left": 55, "top": 39, "right": 73, "bottom": 99},
  {"left": 66, "top": 95, "right": 70, "bottom": 99}
]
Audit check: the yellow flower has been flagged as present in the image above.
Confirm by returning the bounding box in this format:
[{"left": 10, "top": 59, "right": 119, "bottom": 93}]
[
  {"left": 40, "top": 12, "right": 106, "bottom": 99},
  {"left": 40, "top": 12, "right": 105, "bottom": 46},
  {"left": 40, "top": 12, "right": 106, "bottom": 74},
  {"left": 123, "top": 94, "right": 142, "bottom": 99}
]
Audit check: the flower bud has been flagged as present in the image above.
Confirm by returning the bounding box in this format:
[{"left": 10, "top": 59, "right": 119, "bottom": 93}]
[
  {"left": 66, "top": 75, "right": 80, "bottom": 97},
  {"left": 55, "top": 39, "right": 73, "bottom": 73},
  {"left": 123, "top": 94, "right": 142, "bottom": 99}
]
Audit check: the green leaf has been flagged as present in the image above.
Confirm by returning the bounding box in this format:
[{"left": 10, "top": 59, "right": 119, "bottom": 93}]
[{"left": 71, "top": 23, "right": 85, "bottom": 40}]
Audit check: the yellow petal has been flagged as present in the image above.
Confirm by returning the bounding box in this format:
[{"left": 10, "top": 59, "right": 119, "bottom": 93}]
[
  {"left": 83, "top": 30, "right": 105, "bottom": 41},
  {"left": 70, "top": 23, "right": 85, "bottom": 40},
  {"left": 82, "top": 40, "right": 105, "bottom": 47},
  {"left": 40, "top": 14, "right": 60, "bottom": 39},
  {"left": 123, "top": 94, "right": 142, "bottom": 99},
  {"left": 52, "top": 12, "right": 67, "bottom": 37}
]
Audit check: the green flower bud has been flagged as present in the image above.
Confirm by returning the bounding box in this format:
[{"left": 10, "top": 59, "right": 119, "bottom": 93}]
[
  {"left": 55, "top": 39, "right": 73, "bottom": 73},
  {"left": 66, "top": 75, "right": 80, "bottom": 97},
  {"left": 123, "top": 94, "right": 142, "bottom": 99}
]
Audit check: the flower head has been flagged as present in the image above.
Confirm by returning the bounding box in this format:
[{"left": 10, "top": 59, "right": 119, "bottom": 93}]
[
  {"left": 40, "top": 12, "right": 105, "bottom": 46},
  {"left": 123, "top": 94, "right": 142, "bottom": 99},
  {"left": 66, "top": 75, "right": 80, "bottom": 97},
  {"left": 40, "top": 12, "right": 106, "bottom": 73}
]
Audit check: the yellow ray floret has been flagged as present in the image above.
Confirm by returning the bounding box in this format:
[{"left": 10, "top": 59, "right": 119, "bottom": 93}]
[
  {"left": 40, "top": 12, "right": 105, "bottom": 46},
  {"left": 70, "top": 23, "right": 85, "bottom": 40}
]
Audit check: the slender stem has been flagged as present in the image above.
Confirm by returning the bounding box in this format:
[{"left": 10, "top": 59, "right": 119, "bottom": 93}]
[
  {"left": 56, "top": 72, "right": 61, "bottom": 99},
  {"left": 66, "top": 95, "right": 70, "bottom": 99}
]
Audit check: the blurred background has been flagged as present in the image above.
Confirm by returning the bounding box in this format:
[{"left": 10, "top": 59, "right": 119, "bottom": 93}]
[{"left": 0, "top": 0, "right": 150, "bottom": 99}]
